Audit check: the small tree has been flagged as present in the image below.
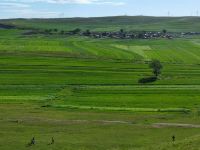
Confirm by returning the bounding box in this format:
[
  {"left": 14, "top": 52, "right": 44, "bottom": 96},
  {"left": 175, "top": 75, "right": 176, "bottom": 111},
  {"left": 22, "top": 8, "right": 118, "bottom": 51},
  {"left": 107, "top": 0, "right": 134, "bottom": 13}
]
[
  {"left": 162, "top": 29, "right": 167, "bottom": 34},
  {"left": 72, "top": 28, "right": 81, "bottom": 34},
  {"left": 83, "top": 29, "right": 91, "bottom": 36},
  {"left": 120, "top": 29, "right": 124, "bottom": 33},
  {"left": 149, "top": 59, "right": 163, "bottom": 77}
]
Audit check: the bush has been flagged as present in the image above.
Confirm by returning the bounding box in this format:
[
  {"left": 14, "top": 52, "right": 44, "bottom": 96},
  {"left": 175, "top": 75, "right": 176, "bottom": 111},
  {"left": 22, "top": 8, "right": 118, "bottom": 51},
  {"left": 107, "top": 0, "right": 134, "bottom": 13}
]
[
  {"left": 138, "top": 76, "right": 157, "bottom": 84},
  {"left": 71, "top": 28, "right": 81, "bottom": 34}
]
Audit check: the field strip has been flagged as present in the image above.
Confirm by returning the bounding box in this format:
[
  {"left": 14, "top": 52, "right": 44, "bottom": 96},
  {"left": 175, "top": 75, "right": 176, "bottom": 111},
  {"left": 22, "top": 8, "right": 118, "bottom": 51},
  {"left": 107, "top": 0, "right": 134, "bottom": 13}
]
[
  {"left": 4, "top": 118, "right": 200, "bottom": 128},
  {"left": 0, "top": 96, "right": 46, "bottom": 100},
  {"left": 49, "top": 105, "right": 190, "bottom": 112},
  {"left": 0, "top": 84, "right": 200, "bottom": 89},
  {"left": 2, "top": 118, "right": 133, "bottom": 125},
  {"left": 153, "top": 123, "right": 200, "bottom": 128},
  {"left": 78, "top": 85, "right": 200, "bottom": 90}
]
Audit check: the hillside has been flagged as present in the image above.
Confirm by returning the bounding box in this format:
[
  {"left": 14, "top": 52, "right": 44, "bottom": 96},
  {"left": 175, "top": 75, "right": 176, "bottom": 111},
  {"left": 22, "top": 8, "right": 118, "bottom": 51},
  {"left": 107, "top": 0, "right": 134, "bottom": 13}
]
[
  {"left": 1, "top": 16, "right": 200, "bottom": 32},
  {"left": 1, "top": 29, "right": 200, "bottom": 64},
  {"left": 1, "top": 17, "right": 200, "bottom": 149}
]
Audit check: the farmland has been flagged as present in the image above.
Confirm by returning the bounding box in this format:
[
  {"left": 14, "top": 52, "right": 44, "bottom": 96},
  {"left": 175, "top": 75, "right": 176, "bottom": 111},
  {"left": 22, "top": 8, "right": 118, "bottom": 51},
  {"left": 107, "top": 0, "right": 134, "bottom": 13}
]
[{"left": 0, "top": 16, "right": 200, "bottom": 150}]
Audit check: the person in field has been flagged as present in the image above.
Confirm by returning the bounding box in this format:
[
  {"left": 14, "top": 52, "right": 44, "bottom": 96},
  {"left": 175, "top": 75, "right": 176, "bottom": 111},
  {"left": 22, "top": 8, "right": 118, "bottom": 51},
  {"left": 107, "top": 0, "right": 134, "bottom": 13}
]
[
  {"left": 31, "top": 137, "right": 35, "bottom": 145},
  {"left": 27, "top": 137, "right": 35, "bottom": 147},
  {"left": 51, "top": 137, "right": 54, "bottom": 145},
  {"left": 172, "top": 135, "right": 175, "bottom": 142}
]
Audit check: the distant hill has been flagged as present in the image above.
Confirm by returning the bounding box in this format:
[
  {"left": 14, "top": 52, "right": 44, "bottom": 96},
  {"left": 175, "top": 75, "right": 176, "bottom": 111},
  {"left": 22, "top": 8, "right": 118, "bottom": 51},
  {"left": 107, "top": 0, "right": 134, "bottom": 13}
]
[{"left": 1, "top": 16, "right": 200, "bottom": 32}]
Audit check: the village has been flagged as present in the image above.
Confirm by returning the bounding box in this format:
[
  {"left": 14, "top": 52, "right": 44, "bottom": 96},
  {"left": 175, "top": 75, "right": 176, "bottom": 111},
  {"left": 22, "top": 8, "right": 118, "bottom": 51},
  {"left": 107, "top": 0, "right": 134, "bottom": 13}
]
[
  {"left": 24, "top": 29, "right": 200, "bottom": 39},
  {"left": 80, "top": 30, "right": 174, "bottom": 39},
  {"left": 1, "top": 22, "right": 200, "bottom": 40},
  {"left": 64, "top": 29, "right": 200, "bottom": 39}
]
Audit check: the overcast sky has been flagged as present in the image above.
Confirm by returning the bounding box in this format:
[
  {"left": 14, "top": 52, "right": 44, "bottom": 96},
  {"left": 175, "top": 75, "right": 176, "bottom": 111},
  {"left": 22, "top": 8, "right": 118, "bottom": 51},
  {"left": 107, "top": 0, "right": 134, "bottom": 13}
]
[{"left": 0, "top": 0, "right": 200, "bottom": 19}]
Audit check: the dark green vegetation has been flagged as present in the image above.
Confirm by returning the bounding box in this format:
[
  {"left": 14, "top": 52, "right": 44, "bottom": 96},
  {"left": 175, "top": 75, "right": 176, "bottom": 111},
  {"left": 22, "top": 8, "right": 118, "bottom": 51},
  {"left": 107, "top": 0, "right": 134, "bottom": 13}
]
[
  {"left": 0, "top": 17, "right": 200, "bottom": 149},
  {"left": 149, "top": 59, "right": 163, "bottom": 77}
]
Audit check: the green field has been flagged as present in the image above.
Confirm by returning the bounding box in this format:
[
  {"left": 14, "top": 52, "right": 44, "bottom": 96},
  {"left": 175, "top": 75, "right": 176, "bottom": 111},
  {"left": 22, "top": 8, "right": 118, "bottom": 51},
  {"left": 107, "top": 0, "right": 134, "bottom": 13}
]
[{"left": 1, "top": 17, "right": 200, "bottom": 149}]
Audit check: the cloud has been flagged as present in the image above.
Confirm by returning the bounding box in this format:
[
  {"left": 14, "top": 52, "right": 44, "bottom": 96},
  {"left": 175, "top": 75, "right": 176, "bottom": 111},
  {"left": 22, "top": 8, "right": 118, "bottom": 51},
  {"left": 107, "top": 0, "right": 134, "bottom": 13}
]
[
  {"left": 0, "top": 2, "right": 30, "bottom": 9},
  {"left": 0, "top": 1, "right": 60, "bottom": 18},
  {"left": 2, "top": 7, "right": 63, "bottom": 18},
  {"left": 0, "top": 0, "right": 126, "bottom": 19},
  {"left": 45, "top": 0, "right": 125, "bottom": 5},
  {"left": 4, "top": 0, "right": 125, "bottom": 5}
]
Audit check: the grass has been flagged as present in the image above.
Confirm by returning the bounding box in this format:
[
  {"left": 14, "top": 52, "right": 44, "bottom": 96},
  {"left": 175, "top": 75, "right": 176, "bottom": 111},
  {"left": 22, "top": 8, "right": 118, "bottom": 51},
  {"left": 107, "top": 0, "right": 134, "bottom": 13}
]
[
  {"left": 1, "top": 29, "right": 200, "bottom": 63},
  {"left": 0, "top": 28, "right": 200, "bottom": 149},
  {"left": 49, "top": 104, "right": 191, "bottom": 113},
  {"left": 1, "top": 104, "right": 200, "bottom": 150}
]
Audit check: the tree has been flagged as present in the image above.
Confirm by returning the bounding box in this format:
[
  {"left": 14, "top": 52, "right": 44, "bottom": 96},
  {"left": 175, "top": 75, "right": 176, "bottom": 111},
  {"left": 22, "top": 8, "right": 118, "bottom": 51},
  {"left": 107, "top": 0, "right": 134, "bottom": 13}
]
[
  {"left": 83, "top": 29, "right": 91, "bottom": 36},
  {"left": 120, "top": 29, "right": 124, "bottom": 33},
  {"left": 72, "top": 28, "right": 81, "bottom": 34},
  {"left": 44, "top": 29, "right": 53, "bottom": 34},
  {"left": 149, "top": 59, "right": 163, "bottom": 77},
  {"left": 162, "top": 29, "right": 167, "bottom": 34},
  {"left": 119, "top": 29, "right": 126, "bottom": 38}
]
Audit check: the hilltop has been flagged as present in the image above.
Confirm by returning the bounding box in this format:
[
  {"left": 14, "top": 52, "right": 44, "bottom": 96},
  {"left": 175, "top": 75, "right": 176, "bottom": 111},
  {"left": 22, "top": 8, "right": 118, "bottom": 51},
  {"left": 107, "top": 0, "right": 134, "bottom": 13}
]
[{"left": 1, "top": 16, "right": 200, "bottom": 32}]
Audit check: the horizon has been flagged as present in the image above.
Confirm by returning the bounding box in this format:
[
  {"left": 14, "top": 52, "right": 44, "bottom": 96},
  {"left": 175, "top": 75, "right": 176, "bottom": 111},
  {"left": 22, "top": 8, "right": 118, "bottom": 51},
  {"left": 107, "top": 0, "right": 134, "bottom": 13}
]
[
  {"left": 1, "top": 0, "right": 200, "bottom": 19},
  {"left": 1, "top": 15, "right": 200, "bottom": 20}
]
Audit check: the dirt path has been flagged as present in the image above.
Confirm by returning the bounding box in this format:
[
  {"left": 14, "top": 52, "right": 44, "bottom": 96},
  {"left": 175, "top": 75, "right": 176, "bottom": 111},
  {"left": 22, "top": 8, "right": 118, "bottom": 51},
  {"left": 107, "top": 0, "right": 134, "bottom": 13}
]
[
  {"left": 153, "top": 123, "right": 200, "bottom": 128},
  {"left": 3, "top": 118, "right": 200, "bottom": 128},
  {"left": 2, "top": 118, "right": 134, "bottom": 125}
]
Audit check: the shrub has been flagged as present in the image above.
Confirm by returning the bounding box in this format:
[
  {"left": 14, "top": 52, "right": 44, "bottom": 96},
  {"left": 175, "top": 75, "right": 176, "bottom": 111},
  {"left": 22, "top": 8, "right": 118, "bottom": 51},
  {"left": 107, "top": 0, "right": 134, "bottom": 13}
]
[{"left": 138, "top": 76, "right": 157, "bottom": 84}]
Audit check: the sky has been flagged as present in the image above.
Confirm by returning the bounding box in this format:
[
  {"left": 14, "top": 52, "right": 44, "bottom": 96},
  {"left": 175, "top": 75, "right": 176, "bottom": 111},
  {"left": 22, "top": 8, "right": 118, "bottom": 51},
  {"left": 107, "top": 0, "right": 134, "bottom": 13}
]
[{"left": 0, "top": 0, "right": 200, "bottom": 19}]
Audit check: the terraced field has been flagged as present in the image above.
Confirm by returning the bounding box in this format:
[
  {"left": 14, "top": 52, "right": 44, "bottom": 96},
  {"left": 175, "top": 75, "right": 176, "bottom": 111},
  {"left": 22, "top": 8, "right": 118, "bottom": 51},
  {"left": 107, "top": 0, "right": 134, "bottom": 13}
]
[
  {"left": 0, "top": 28, "right": 200, "bottom": 149},
  {"left": 1, "top": 29, "right": 200, "bottom": 63}
]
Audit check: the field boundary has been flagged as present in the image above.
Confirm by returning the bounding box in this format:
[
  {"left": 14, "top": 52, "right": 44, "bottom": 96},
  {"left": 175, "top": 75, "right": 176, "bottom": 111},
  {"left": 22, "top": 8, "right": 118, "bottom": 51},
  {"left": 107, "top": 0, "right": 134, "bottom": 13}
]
[{"left": 45, "top": 104, "right": 190, "bottom": 113}]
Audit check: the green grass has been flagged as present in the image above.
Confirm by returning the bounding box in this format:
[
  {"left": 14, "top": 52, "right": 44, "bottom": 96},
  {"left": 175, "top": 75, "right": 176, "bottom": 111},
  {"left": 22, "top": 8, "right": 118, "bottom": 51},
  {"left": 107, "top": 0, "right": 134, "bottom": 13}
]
[
  {"left": 1, "top": 29, "right": 200, "bottom": 63},
  {"left": 1, "top": 104, "right": 200, "bottom": 150},
  {"left": 0, "top": 28, "right": 200, "bottom": 149},
  {"left": 50, "top": 104, "right": 190, "bottom": 113}
]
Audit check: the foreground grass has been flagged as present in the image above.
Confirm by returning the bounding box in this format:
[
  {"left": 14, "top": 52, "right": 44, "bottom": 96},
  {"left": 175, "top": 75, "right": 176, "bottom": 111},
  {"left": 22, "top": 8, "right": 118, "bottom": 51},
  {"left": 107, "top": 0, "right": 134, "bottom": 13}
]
[{"left": 0, "top": 104, "right": 200, "bottom": 150}]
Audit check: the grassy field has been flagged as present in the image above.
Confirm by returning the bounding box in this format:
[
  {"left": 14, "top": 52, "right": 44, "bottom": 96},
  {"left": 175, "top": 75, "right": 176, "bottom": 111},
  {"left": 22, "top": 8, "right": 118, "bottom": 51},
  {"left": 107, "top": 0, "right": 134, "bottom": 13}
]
[{"left": 0, "top": 27, "right": 200, "bottom": 149}]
